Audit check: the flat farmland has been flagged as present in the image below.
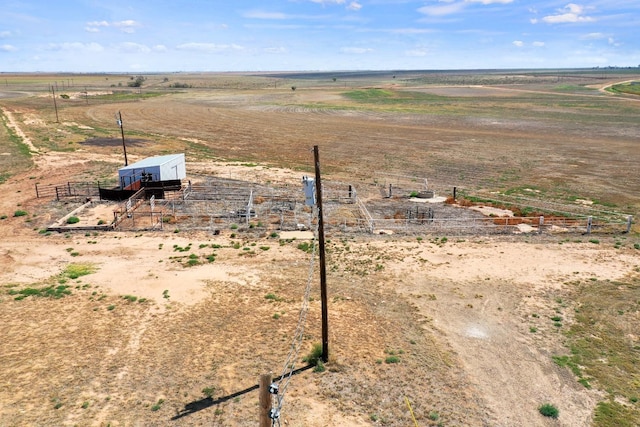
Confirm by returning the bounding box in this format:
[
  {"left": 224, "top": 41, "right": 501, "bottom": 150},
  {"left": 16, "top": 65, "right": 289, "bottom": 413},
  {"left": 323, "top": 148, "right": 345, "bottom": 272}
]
[{"left": 1, "top": 70, "right": 640, "bottom": 426}]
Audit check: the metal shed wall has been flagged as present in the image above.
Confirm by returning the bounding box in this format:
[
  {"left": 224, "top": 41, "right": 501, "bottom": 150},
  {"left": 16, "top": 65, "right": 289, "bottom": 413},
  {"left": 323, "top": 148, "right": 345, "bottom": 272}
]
[{"left": 118, "top": 154, "right": 186, "bottom": 189}]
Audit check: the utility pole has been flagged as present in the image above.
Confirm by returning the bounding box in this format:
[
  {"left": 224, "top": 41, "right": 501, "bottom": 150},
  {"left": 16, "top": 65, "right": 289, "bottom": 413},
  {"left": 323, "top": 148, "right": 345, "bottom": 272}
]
[
  {"left": 313, "top": 145, "right": 329, "bottom": 363},
  {"left": 117, "top": 111, "right": 128, "bottom": 166},
  {"left": 51, "top": 85, "right": 59, "bottom": 123}
]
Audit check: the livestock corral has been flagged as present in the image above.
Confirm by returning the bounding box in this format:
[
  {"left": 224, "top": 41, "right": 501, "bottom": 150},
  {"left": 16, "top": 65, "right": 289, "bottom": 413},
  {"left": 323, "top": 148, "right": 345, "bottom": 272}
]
[{"left": 43, "top": 170, "right": 632, "bottom": 236}]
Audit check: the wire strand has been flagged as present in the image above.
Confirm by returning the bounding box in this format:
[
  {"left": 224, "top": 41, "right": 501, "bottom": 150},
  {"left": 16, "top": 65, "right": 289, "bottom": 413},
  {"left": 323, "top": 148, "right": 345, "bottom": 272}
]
[{"left": 271, "top": 206, "right": 319, "bottom": 420}]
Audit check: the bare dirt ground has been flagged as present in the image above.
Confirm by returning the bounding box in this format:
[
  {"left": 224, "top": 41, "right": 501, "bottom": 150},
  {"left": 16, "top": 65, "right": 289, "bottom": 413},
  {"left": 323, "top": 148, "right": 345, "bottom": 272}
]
[{"left": 1, "top": 72, "right": 639, "bottom": 426}]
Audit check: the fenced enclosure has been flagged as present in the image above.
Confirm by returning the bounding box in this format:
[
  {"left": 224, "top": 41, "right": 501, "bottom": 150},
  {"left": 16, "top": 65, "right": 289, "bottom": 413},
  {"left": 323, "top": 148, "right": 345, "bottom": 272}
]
[{"left": 41, "top": 173, "right": 634, "bottom": 236}]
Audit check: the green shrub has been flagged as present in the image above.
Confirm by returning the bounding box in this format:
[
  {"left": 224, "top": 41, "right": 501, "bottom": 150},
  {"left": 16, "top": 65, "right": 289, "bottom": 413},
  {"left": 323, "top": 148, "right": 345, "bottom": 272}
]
[
  {"left": 202, "top": 387, "right": 215, "bottom": 398},
  {"left": 538, "top": 403, "right": 559, "bottom": 418},
  {"left": 265, "top": 293, "right": 281, "bottom": 301},
  {"left": 14, "top": 210, "right": 27, "bottom": 217},
  {"left": 303, "top": 343, "right": 324, "bottom": 366},
  {"left": 313, "top": 360, "right": 326, "bottom": 373},
  {"left": 150, "top": 398, "right": 164, "bottom": 411},
  {"left": 66, "top": 216, "right": 80, "bottom": 224},
  {"left": 64, "top": 263, "right": 96, "bottom": 279},
  {"left": 385, "top": 356, "right": 400, "bottom": 364}
]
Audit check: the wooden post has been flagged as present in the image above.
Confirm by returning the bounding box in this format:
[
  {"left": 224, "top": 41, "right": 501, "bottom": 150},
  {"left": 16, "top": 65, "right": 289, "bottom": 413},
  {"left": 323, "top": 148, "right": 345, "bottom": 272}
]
[
  {"left": 539, "top": 215, "right": 544, "bottom": 234},
  {"left": 314, "top": 145, "right": 329, "bottom": 363},
  {"left": 626, "top": 215, "right": 633, "bottom": 233},
  {"left": 587, "top": 216, "right": 593, "bottom": 234},
  {"left": 259, "top": 373, "right": 272, "bottom": 427},
  {"left": 453, "top": 186, "right": 457, "bottom": 200},
  {"left": 118, "top": 111, "right": 128, "bottom": 166},
  {"left": 51, "top": 85, "right": 59, "bottom": 123}
]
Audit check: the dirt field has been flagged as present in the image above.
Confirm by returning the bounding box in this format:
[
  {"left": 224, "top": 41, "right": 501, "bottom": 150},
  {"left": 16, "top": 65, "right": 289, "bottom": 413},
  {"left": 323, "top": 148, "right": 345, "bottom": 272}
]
[{"left": 1, "top": 70, "right": 639, "bottom": 426}]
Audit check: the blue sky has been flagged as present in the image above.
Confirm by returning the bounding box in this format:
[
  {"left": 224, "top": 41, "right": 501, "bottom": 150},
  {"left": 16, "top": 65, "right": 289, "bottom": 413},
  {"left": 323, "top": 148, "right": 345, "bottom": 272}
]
[{"left": 1, "top": 0, "right": 638, "bottom": 72}]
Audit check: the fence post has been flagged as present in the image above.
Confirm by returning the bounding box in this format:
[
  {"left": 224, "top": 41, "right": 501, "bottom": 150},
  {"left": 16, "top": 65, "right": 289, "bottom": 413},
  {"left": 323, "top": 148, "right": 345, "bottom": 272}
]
[
  {"left": 539, "top": 216, "right": 544, "bottom": 234},
  {"left": 626, "top": 215, "right": 633, "bottom": 233},
  {"left": 259, "top": 373, "right": 272, "bottom": 427},
  {"left": 587, "top": 216, "right": 593, "bottom": 234},
  {"left": 35, "top": 184, "right": 40, "bottom": 198}
]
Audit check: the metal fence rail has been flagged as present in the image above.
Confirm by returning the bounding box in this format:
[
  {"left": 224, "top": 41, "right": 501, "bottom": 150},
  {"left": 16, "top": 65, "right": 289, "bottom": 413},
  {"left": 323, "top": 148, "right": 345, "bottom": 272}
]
[{"left": 36, "top": 182, "right": 102, "bottom": 200}]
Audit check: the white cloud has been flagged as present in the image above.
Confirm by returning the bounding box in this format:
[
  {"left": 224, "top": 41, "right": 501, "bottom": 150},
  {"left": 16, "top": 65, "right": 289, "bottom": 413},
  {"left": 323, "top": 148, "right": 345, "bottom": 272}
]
[
  {"left": 0, "top": 44, "right": 17, "bottom": 52},
  {"left": 582, "top": 32, "right": 606, "bottom": 40},
  {"left": 87, "top": 20, "right": 109, "bottom": 27},
  {"left": 467, "top": 0, "right": 513, "bottom": 4},
  {"left": 244, "top": 10, "right": 288, "bottom": 19},
  {"left": 418, "top": 2, "right": 466, "bottom": 17},
  {"left": 387, "top": 28, "right": 435, "bottom": 34},
  {"left": 176, "top": 43, "right": 244, "bottom": 53},
  {"left": 419, "top": 0, "right": 513, "bottom": 16},
  {"left": 1, "top": 31, "right": 13, "bottom": 38},
  {"left": 117, "top": 42, "right": 151, "bottom": 53},
  {"left": 340, "top": 47, "right": 373, "bottom": 54},
  {"left": 85, "top": 20, "right": 139, "bottom": 33},
  {"left": 46, "top": 42, "right": 104, "bottom": 52},
  {"left": 541, "top": 3, "right": 595, "bottom": 24},
  {"left": 264, "top": 46, "right": 287, "bottom": 54},
  {"left": 532, "top": 41, "right": 545, "bottom": 47},
  {"left": 113, "top": 20, "right": 140, "bottom": 33},
  {"left": 310, "top": 0, "right": 346, "bottom": 4},
  {"left": 348, "top": 2, "right": 362, "bottom": 11},
  {"left": 512, "top": 40, "right": 524, "bottom": 47},
  {"left": 153, "top": 45, "right": 168, "bottom": 52}
]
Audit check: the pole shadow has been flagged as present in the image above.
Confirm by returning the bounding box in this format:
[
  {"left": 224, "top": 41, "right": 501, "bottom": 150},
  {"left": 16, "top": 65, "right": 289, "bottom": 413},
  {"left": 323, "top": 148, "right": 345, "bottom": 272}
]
[{"left": 171, "top": 364, "right": 315, "bottom": 421}]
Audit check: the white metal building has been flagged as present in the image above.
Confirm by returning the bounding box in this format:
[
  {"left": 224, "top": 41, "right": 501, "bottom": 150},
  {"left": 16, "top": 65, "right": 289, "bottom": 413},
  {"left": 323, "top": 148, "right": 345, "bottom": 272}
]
[{"left": 118, "top": 153, "right": 186, "bottom": 189}]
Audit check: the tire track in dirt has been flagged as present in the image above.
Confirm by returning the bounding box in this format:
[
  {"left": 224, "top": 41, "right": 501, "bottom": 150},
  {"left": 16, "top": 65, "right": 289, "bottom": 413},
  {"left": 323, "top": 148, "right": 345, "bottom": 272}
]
[{"left": 1, "top": 107, "right": 40, "bottom": 154}]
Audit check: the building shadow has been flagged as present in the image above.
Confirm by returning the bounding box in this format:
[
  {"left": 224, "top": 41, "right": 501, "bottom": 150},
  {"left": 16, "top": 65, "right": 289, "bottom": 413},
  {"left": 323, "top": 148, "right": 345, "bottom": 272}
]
[{"left": 171, "top": 364, "right": 314, "bottom": 421}]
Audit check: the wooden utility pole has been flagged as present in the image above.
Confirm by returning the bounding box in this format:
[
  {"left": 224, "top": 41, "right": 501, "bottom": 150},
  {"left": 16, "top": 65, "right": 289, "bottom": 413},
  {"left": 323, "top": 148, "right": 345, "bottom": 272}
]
[
  {"left": 313, "top": 145, "right": 329, "bottom": 363},
  {"left": 117, "top": 111, "right": 128, "bottom": 166},
  {"left": 259, "top": 373, "right": 272, "bottom": 427},
  {"left": 51, "top": 85, "right": 59, "bottom": 123}
]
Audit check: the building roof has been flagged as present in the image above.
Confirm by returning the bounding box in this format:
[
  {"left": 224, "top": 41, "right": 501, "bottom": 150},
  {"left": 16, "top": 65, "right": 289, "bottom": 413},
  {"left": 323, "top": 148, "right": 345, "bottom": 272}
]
[{"left": 119, "top": 154, "right": 184, "bottom": 171}]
